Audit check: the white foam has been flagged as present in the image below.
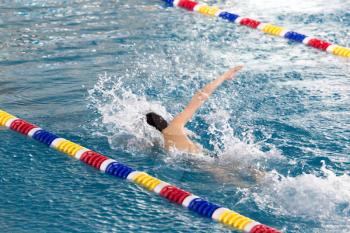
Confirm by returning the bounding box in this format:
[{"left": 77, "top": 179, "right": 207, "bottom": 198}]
[
  {"left": 88, "top": 72, "right": 171, "bottom": 153},
  {"left": 248, "top": 163, "right": 350, "bottom": 232},
  {"left": 222, "top": 0, "right": 349, "bottom": 15}
]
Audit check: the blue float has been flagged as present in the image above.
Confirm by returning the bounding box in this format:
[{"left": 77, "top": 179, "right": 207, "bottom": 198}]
[
  {"left": 105, "top": 162, "right": 135, "bottom": 179},
  {"left": 188, "top": 198, "right": 221, "bottom": 218},
  {"left": 284, "top": 31, "right": 306, "bottom": 43},
  {"left": 218, "top": 12, "right": 240, "bottom": 22},
  {"left": 32, "top": 130, "right": 59, "bottom": 146},
  {"left": 163, "top": 0, "right": 175, "bottom": 6}
]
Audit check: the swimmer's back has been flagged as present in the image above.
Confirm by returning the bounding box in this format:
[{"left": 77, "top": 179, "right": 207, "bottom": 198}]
[{"left": 162, "top": 123, "right": 202, "bottom": 154}]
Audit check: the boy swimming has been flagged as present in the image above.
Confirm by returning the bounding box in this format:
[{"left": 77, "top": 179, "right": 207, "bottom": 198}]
[{"left": 146, "top": 65, "right": 243, "bottom": 155}]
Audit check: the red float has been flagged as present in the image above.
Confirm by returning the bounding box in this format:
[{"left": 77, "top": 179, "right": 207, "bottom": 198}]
[
  {"left": 250, "top": 224, "right": 282, "bottom": 233},
  {"left": 10, "top": 119, "right": 37, "bottom": 135},
  {"left": 307, "top": 38, "right": 331, "bottom": 51},
  {"left": 160, "top": 185, "right": 191, "bottom": 204},
  {"left": 177, "top": 0, "right": 198, "bottom": 11},
  {"left": 80, "top": 151, "right": 108, "bottom": 169},
  {"left": 240, "top": 18, "right": 261, "bottom": 28}
]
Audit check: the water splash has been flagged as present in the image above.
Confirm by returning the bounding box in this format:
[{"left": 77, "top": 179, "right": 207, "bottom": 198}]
[
  {"left": 88, "top": 72, "right": 172, "bottom": 153},
  {"left": 247, "top": 161, "right": 350, "bottom": 232}
]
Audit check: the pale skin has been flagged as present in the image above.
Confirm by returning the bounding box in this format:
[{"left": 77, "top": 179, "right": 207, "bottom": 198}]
[{"left": 161, "top": 65, "right": 243, "bottom": 154}]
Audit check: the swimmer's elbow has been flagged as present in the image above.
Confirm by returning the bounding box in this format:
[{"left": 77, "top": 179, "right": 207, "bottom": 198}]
[
  {"left": 169, "top": 116, "right": 187, "bottom": 127},
  {"left": 195, "top": 90, "right": 209, "bottom": 101}
]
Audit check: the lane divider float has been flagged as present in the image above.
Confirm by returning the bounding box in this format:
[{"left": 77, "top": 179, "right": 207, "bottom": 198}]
[
  {"left": 0, "top": 109, "right": 281, "bottom": 233},
  {"left": 163, "top": 0, "right": 350, "bottom": 58}
]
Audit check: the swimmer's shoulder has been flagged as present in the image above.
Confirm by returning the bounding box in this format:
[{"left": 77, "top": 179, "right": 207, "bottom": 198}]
[{"left": 162, "top": 121, "right": 184, "bottom": 135}]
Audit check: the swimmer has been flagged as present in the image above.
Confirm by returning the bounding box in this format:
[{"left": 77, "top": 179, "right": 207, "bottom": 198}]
[{"left": 146, "top": 65, "right": 243, "bottom": 155}]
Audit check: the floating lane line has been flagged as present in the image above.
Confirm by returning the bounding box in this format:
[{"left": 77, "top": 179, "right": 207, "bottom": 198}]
[
  {"left": 163, "top": 0, "right": 350, "bottom": 58},
  {"left": 0, "top": 109, "right": 281, "bottom": 233}
]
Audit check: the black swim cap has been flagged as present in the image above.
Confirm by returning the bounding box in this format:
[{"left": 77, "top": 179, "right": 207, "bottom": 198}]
[{"left": 146, "top": 112, "right": 168, "bottom": 132}]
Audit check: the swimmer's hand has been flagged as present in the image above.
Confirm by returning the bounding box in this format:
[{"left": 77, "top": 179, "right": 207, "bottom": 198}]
[{"left": 222, "top": 65, "right": 244, "bottom": 80}]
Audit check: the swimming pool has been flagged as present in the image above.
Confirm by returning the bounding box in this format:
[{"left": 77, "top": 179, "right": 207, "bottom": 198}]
[{"left": 0, "top": 0, "right": 349, "bottom": 232}]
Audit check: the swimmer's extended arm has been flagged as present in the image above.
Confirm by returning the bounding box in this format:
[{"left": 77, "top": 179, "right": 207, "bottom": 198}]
[{"left": 172, "top": 66, "right": 243, "bottom": 126}]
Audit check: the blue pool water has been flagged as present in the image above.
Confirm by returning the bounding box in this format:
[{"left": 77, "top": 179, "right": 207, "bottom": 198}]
[{"left": 0, "top": 0, "right": 349, "bottom": 232}]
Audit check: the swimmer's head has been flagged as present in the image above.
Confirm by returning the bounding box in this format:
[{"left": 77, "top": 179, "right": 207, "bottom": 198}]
[{"left": 146, "top": 112, "right": 168, "bottom": 132}]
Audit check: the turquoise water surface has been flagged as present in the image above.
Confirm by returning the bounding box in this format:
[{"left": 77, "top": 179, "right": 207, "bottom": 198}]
[{"left": 0, "top": 0, "right": 349, "bottom": 232}]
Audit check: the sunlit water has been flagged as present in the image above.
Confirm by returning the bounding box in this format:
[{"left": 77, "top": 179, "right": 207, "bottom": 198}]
[{"left": 0, "top": 0, "right": 349, "bottom": 232}]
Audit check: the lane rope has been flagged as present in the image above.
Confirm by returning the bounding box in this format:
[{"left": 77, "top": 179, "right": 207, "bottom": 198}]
[
  {"left": 0, "top": 109, "right": 282, "bottom": 232},
  {"left": 162, "top": 0, "right": 350, "bottom": 58}
]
